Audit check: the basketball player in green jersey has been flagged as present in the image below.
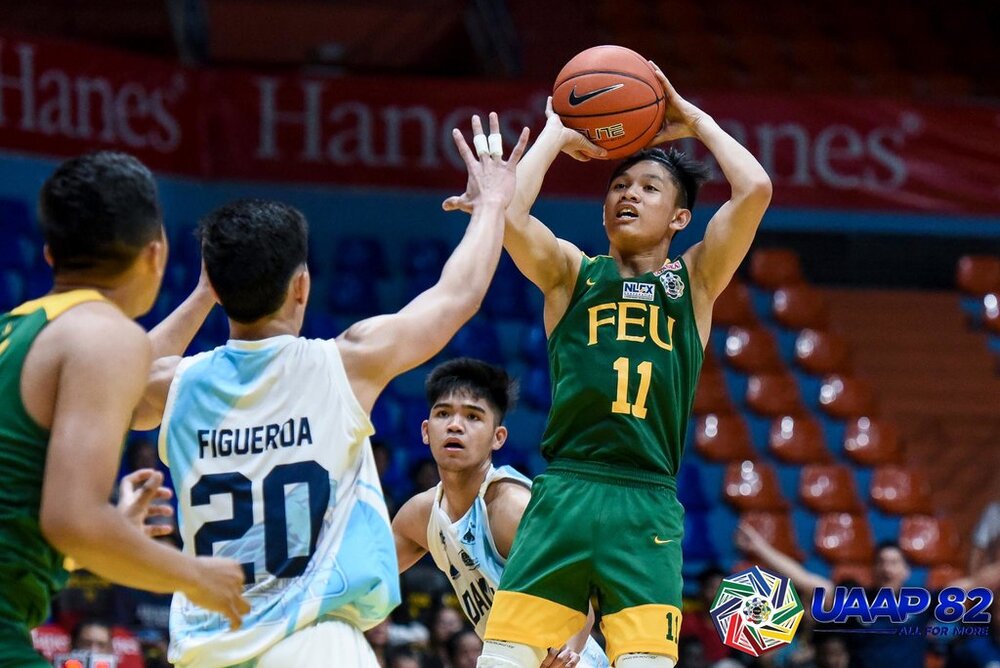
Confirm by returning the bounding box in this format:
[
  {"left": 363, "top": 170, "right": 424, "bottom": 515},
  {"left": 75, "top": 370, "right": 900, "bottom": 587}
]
[
  {"left": 446, "top": 65, "right": 772, "bottom": 668},
  {"left": 0, "top": 152, "right": 249, "bottom": 667}
]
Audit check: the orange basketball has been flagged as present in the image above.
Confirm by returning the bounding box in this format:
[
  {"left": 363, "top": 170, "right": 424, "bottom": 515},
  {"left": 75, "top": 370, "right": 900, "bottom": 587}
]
[{"left": 552, "top": 45, "right": 665, "bottom": 160}]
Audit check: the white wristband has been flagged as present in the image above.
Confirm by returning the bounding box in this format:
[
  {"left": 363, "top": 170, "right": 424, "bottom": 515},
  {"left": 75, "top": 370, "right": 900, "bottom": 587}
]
[
  {"left": 473, "top": 134, "right": 490, "bottom": 158},
  {"left": 487, "top": 132, "right": 503, "bottom": 157}
]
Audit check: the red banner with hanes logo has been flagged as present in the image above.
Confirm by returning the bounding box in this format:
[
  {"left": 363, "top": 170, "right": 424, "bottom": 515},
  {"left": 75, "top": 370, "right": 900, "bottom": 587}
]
[{"left": 2, "top": 32, "right": 998, "bottom": 215}]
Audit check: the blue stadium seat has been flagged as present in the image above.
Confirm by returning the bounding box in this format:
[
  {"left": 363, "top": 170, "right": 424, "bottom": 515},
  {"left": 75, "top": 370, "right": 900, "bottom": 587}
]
[
  {"left": 484, "top": 264, "right": 532, "bottom": 322},
  {"left": 301, "top": 309, "right": 340, "bottom": 339},
  {"left": 819, "top": 414, "right": 849, "bottom": 459},
  {"left": 677, "top": 460, "right": 711, "bottom": 512},
  {"left": 334, "top": 235, "right": 386, "bottom": 275},
  {"left": 520, "top": 366, "right": 551, "bottom": 410},
  {"left": 748, "top": 286, "right": 774, "bottom": 322},
  {"left": 327, "top": 271, "right": 382, "bottom": 317},
  {"left": 403, "top": 238, "right": 449, "bottom": 276},
  {"left": 683, "top": 510, "right": 718, "bottom": 562},
  {"left": 791, "top": 507, "right": 817, "bottom": 561},
  {"left": 0, "top": 198, "right": 33, "bottom": 235},
  {"left": 447, "top": 317, "right": 503, "bottom": 364},
  {"left": 370, "top": 393, "right": 400, "bottom": 442},
  {"left": 708, "top": 505, "right": 740, "bottom": 564},
  {"left": 721, "top": 368, "right": 750, "bottom": 408},
  {"left": 0, "top": 270, "right": 24, "bottom": 310},
  {"left": 502, "top": 407, "right": 548, "bottom": 457},
  {"left": 868, "top": 507, "right": 901, "bottom": 545},
  {"left": 519, "top": 323, "right": 548, "bottom": 367},
  {"left": 396, "top": 396, "right": 431, "bottom": 450},
  {"left": 794, "top": 370, "right": 825, "bottom": 409}
]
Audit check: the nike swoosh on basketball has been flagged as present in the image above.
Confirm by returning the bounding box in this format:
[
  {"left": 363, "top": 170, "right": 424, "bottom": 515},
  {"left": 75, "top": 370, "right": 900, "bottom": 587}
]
[
  {"left": 568, "top": 83, "right": 625, "bottom": 107},
  {"left": 653, "top": 536, "right": 673, "bottom": 545}
]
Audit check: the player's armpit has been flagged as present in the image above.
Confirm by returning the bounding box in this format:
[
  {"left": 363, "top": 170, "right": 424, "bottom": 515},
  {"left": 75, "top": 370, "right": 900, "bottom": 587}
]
[
  {"left": 132, "top": 355, "right": 181, "bottom": 430},
  {"left": 392, "top": 492, "right": 434, "bottom": 572}
]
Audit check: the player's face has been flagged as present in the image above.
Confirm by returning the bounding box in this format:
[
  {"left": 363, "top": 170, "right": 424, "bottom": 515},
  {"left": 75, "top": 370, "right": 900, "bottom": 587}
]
[
  {"left": 603, "top": 161, "right": 684, "bottom": 250},
  {"left": 874, "top": 546, "right": 910, "bottom": 589},
  {"left": 422, "top": 391, "right": 506, "bottom": 472}
]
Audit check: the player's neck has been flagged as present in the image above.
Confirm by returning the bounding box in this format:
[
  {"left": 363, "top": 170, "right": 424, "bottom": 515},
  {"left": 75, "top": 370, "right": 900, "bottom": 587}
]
[
  {"left": 51, "top": 274, "right": 140, "bottom": 317},
  {"left": 610, "top": 245, "right": 670, "bottom": 277},
  {"left": 439, "top": 462, "right": 491, "bottom": 522},
  {"left": 228, "top": 315, "right": 301, "bottom": 340}
]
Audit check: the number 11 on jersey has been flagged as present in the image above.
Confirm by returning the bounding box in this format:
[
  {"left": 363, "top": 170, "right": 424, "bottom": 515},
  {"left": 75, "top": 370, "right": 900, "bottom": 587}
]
[{"left": 611, "top": 357, "right": 652, "bottom": 419}]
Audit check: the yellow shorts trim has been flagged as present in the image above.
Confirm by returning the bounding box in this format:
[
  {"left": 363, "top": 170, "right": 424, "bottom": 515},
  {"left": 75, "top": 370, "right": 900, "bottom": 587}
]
[
  {"left": 601, "top": 604, "right": 682, "bottom": 664},
  {"left": 483, "top": 591, "right": 587, "bottom": 650}
]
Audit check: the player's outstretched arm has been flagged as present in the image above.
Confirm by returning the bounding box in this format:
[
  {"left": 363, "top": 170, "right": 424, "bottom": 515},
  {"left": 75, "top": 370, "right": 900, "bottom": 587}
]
[
  {"left": 38, "top": 310, "right": 249, "bottom": 628},
  {"left": 133, "top": 263, "right": 216, "bottom": 429},
  {"left": 736, "top": 522, "right": 833, "bottom": 607},
  {"left": 648, "top": 64, "right": 772, "bottom": 305},
  {"left": 147, "top": 261, "right": 217, "bottom": 359},
  {"left": 392, "top": 491, "right": 434, "bottom": 572},
  {"left": 339, "top": 113, "right": 529, "bottom": 413}
]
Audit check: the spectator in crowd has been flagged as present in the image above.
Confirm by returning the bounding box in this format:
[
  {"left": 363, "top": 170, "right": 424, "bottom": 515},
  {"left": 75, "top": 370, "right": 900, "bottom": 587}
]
[
  {"left": 426, "top": 606, "right": 466, "bottom": 668},
  {"left": 366, "top": 619, "right": 392, "bottom": 667},
  {"left": 70, "top": 618, "right": 113, "bottom": 654},
  {"left": 447, "top": 628, "right": 484, "bottom": 668},
  {"left": 389, "top": 647, "right": 425, "bottom": 668},
  {"left": 970, "top": 501, "right": 1000, "bottom": 573}
]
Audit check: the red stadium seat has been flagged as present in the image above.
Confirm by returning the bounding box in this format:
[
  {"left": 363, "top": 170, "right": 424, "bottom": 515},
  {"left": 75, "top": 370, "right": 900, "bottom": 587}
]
[
  {"left": 695, "top": 413, "right": 756, "bottom": 462},
  {"left": 693, "top": 368, "right": 732, "bottom": 415},
  {"left": 773, "top": 285, "right": 830, "bottom": 331},
  {"left": 926, "top": 564, "right": 965, "bottom": 591},
  {"left": 713, "top": 280, "right": 757, "bottom": 328},
  {"left": 795, "top": 329, "right": 851, "bottom": 375},
  {"left": 832, "top": 563, "right": 874, "bottom": 588},
  {"left": 983, "top": 293, "right": 1000, "bottom": 335},
  {"left": 956, "top": 255, "right": 1000, "bottom": 295},
  {"left": 843, "top": 417, "right": 903, "bottom": 466},
  {"left": 746, "top": 373, "right": 802, "bottom": 417},
  {"left": 741, "top": 511, "right": 805, "bottom": 561},
  {"left": 818, "top": 375, "right": 877, "bottom": 419},
  {"left": 724, "top": 326, "right": 784, "bottom": 374},
  {"left": 900, "top": 515, "right": 962, "bottom": 567},
  {"left": 769, "top": 414, "right": 832, "bottom": 464},
  {"left": 799, "top": 464, "right": 864, "bottom": 513},
  {"left": 815, "top": 513, "right": 875, "bottom": 565},
  {"left": 870, "top": 466, "right": 934, "bottom": 515},
  {"left": 724, "top": 460, "right": 789, "bottom": 512},
  {"left": 750, "top": 248, "right": 803, "bottom": 289}
]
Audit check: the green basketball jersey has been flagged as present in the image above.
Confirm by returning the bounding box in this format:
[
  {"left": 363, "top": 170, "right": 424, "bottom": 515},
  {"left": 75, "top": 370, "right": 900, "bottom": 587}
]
[
  {"left": 0, "top": 289, "right": 106, "bottom": 628},
  {"left": 540, "top": 255, "right": 704, "bottom": 476}
]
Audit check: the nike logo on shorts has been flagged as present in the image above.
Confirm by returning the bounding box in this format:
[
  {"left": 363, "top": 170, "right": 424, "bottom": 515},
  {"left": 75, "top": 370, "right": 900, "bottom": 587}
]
[{"left": 653, "top": 536, "right": 673, "bottom": 545}]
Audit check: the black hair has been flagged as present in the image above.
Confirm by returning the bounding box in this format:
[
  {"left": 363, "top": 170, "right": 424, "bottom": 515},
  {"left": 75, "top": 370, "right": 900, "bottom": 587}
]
[
  {"left": 70, "top": 618, "right": 113, "bottom": 648},
  {"left": 198, "top": 199, "right": 308, "bottom": 323},
  {"left": 425, "top": 358, "right": 517, "bottom": 423},
  {"left": 445, "top": 628, "right": 480, "bottom": 663},
  {"left": 39, "top": 151, "right": 163, "bottom": 276},
  {"left": 608, "top": 147, "right": 711, "bottom": 210},
  {"left": 875, "top": 540, "right": 906, "bottom": 559}
]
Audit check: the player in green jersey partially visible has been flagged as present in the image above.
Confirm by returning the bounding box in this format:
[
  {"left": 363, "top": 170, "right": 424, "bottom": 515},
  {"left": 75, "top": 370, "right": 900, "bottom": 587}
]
[
  {"left": 0, "top": 152, "right": 248, "bottom": 667},
  {"left": 446, "top": 65, "right": 772, "bottom": 668}
]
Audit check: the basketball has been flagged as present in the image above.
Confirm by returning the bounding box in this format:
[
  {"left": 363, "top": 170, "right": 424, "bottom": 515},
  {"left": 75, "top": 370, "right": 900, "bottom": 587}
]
[{"left": 552, "top": 45, "right": 665, "bottom": 160}]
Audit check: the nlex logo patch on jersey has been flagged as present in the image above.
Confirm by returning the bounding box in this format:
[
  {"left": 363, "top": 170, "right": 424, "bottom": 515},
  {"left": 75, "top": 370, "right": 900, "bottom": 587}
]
[{"left": 622, "top": 281, "right": 656, "bottom": 302}]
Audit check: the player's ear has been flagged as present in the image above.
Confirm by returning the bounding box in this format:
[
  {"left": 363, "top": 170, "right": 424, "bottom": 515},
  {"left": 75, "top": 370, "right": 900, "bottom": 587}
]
[
  {"left": 669, "top": 208, "right": 691, "bottom": 233},
  {"left": 42, "top": 244, "right": 54, "bottom": 268},
  {"left": 492, "top": 425, "right": 508, "bottom": 451},
  {"left": 421, "top": 419, "right": 430, "bottom": 446},
  {"left": 292, "top": 266, "right": 309, "bottom": 305}
]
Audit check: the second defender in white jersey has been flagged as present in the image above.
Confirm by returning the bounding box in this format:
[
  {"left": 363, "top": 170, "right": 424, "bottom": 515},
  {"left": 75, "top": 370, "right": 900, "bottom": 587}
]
[
  {"left": 134, "top": 115, "right": 530, "bottom": 667},
  {"left": 393, "top": 359, "right": 608, "bottom": 668}
]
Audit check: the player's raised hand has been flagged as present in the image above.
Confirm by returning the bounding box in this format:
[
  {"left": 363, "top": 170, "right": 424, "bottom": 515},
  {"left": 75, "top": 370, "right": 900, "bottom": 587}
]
[
  {"left": 647, "top": 61, "right": 710, "bottom": 144},
  {"left": 117, "top": 469, "right": 174, "bottom": 538},
  {"left": 540, "top": 645, "right": 582, "bottom": 668},
  {"left": 543, "top": 96, "right": 607, "bottom": 162},
  {"left": 443, "top": 112, "right": 529, "bottom": 213},
  {"left": 186, "top": 557, "right": 251, "bottom": 629},
  {"left": 735, "top": 521, "right": 768, "bottom": 555}
]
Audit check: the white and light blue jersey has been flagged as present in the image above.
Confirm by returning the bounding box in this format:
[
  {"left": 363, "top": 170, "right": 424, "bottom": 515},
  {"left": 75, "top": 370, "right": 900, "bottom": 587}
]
[
  {"left": 159, "top": 335, "right": 399, "bottom": 667},
  {"left": 425, "top": 466, "right": 609, "bottom": 668}
]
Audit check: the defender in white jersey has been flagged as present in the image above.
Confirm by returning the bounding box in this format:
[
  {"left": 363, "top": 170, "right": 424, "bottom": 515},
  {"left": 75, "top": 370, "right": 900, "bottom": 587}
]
[
  {"left": 133, "top": 115, "right": 530, "bottom": 667},
  {"left": 393, "top": 359, "right": 609, "bottom": 668}
]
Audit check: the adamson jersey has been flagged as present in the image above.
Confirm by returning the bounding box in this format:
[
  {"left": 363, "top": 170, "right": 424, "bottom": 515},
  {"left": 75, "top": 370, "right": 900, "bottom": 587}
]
[
  {"left": 0, "top": 290, "right": 106, "bottom": 628},
  {"left": 541, "top": 255, "right": 703, "bottom": 476},
  {"left": 159, "top": 335, "right": 399, "bottom": 667},
  {"left": 425, "top": 466, "right": 609, "bottom": 667}
]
